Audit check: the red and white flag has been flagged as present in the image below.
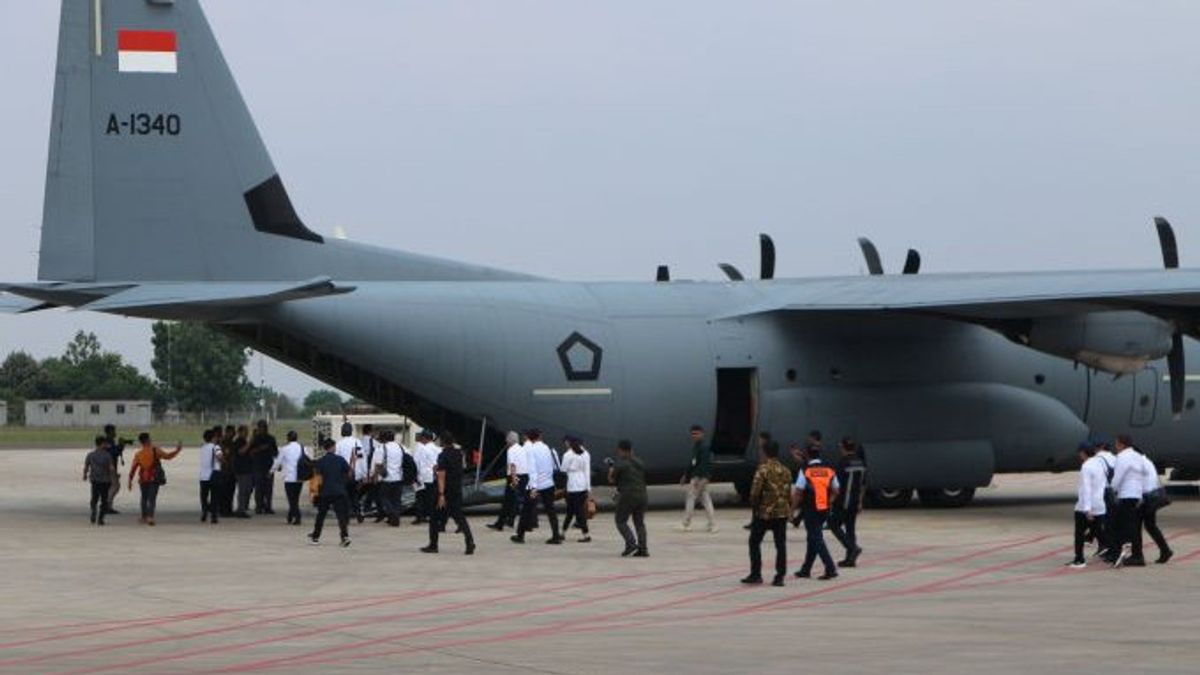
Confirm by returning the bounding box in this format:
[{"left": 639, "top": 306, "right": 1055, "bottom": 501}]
[{"left": 117, "top": 30, "right": 178, "bottom": 74}]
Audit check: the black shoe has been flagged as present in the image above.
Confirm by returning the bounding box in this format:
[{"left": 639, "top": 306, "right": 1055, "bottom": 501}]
[
  {"left": 546, "top": 537, "right": 564, "bottom": 545},
  {"left": 235, "top": 512, "right": 251, "bottom": 519},
  {"left": 465, "top": 543, "right": 476, "bottom": 556},
  {"left": 486, "top": 523, "right": 504, "bottom": 531},
  {"left": 794, "top": 570, "right": 811, "bottom": 579},
  {"left": 578, "top": 536, "right": 592, "bottom": 543},
  {"left": 851, "top": 546, "right": 863, "bottom": 563},
  {"left": 633, "top": 549, "right": 649, "bottom": 558},
  {"left": 771, "top": 576, "right": 785, "bottom": 587},
  {"left": 265, "top": 509, "right": 276, "bottom": 515},
  {"left": 743, "top": 523, "right": 752, "bottom": 530},
  {"left": 1124, "top": 558, "right": 1146, "bottom": 567},
  {"left": 90, "top": 513, "right": 96, "bottom": 524},
  {"left": 1156, "top": 550, "right": 1174, "bottom": 564},
  {"left": 740, "top": 575, "right": 764, "bottom": 585},
  {"left": 357, "top": 514, "right": 365, "bottom": 524},
  {"left": 104, "top": 508, "right": 120, "bottom": 515},
  {"left": 97, "top": 519, "right": 105, "bottom": 526},
  {"left": 307, "top": 534, "right": 320, "bottom": 546},
  {"left": 420, "top": 545, "right": 438, "bottom": 554},
  {"left": 339, "top": 538, "right": 352, "bottom": 548},
  {"left": 818, "top": 571, "right": 839, "bottom": 581},
  {"left": 621, "top": 544, "right": 637, "bottom": 557},
  {"left": 840, "top": 559, "right": 856, "bottom": 568},
  {"left": 201, "top": 514, "right": 208, "bottom": 523},
  {"left": 510, "top": 535, "right": 525, "bottom": 544}
]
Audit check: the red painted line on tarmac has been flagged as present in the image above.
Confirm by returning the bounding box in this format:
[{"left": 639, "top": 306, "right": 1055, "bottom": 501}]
[
  {"left": 211, "top": 566, "right": 741, "bottom": 673},
  {"left": 24, "top": 564, "right": 718, "bottom": 673},
  {"left": 215, "top": 538, "right": 1038, "bottom": 672},
  {"left": 0, "top": 589, "right": 453, "bottom": 669},
  {"left": 57, "top": 565, "right": 731, "bottom": 675}
]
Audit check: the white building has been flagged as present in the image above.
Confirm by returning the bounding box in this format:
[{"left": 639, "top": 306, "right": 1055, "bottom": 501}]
[{"left": 24, "top": 400, "right": 153, "bottom": 428}]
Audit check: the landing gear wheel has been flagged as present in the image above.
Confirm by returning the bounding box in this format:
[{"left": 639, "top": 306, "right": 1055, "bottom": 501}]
[
  {"left": 867, "top": 488, "right": 913, "bottom": 509},
  {"left": 917, "top": 487, "right": 976, "bottom": 508}
]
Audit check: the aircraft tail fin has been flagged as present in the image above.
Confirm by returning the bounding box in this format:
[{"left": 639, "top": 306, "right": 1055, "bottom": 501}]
[{"left": 40, "top": 0, "right": 323, "bottom": 283}]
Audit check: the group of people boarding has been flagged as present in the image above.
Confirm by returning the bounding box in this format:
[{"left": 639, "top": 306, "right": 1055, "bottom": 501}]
[{"left": 1071, "top": 434, "right": 1174, "bottom": 568}]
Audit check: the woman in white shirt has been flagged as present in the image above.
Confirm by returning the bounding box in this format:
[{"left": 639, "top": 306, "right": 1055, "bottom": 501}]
[
  {"left": 271, "top": 430, "right": 309, "bottom": 526},
  {"left": 560, "top": 437, "right": 593, "bottom": 542}
]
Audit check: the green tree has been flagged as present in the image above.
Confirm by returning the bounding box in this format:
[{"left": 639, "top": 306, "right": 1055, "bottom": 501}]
[
  {"left": 151, "top": 322, "right": 250, "bottom": 414},
  {"left": 303, "top": 389, "right": 344, "bottom": 416}
]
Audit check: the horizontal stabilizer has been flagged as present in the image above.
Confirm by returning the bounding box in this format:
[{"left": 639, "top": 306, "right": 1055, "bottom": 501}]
[
  {"left": 78, "top": 277, "right": 354, "bottom": 317},
  {"left": 0, "top": 295, "right": 57, "bottom": 314}
]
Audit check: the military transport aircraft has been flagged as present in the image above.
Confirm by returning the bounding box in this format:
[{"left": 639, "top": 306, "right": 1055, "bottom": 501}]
[{"left": 4, "top": 0, "right": 1200, "bottom": 507}]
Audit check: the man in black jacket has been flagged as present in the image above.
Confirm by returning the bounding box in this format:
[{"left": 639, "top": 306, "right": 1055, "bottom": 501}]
[{"left": 830, "top": 437, "right": 866, "bottom": 567}]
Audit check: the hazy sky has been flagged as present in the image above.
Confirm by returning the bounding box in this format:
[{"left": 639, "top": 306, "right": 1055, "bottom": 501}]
[{"left": 3, "top": 1, "right": 1200, "bottom": 399}]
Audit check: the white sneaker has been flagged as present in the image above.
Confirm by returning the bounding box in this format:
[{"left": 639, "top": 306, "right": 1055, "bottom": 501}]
[
  {"left": 1066, "top": 560, "right": 1086, "bottom": 569},
  {"left": 707, "top": 524, "right": 720, "bottom": 534},
  {"left": 1113, "top": 547, "right": 1130, "bottom": 568},
  {"left": 676, "top": 523, "right": 693, "bottom": 532}
]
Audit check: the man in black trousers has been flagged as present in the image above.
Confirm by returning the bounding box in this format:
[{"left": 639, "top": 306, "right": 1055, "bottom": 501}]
[{"left": 422, "top": 432, "right": 475, "bottom": 555}]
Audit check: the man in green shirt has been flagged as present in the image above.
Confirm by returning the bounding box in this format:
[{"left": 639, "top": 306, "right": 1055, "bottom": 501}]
[
  {"left": 679, "top": 425, "right": 717, "bottom": 533},
  {"left": 609, "top": 439, "right": 649, "bottom": 557}
]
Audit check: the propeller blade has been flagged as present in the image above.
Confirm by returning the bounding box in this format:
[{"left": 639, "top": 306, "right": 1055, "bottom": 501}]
[
  {"left": 857, "top": 237, "right": 884, "bottom": 275},
  {"left": 759, "top": 234, "right": 776, "bottom": 280},
  {"left": 902, "top": 249, "right": 921, "bottom": 275},
  {"left": 656, "top": 265, "right": 670, "bottom": 282},
  {"left": 718, "top": 263, "right": 745, "bottom": 281},
  {"left": 1169, "top": 330, "right": 1185, "bottom": 419},
  {"left": 1155, "top": 216, "right": 1179, "bottom": 269}
]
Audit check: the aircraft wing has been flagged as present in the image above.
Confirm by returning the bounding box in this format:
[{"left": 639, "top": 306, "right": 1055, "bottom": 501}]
[
  {"left": 724, "top": 268, "right": 1200, "bottom": 321},
  {"left": 1, "top": 277, "right": 354, "bottom": 320}
]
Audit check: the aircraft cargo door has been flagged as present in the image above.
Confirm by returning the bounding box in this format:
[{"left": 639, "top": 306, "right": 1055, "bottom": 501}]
[
  {"left": 713, "top": 368, "right": 757, "bottom": 458},
  {"left": 1130, "top": 366, "right": 1158, "bottom": 428}
]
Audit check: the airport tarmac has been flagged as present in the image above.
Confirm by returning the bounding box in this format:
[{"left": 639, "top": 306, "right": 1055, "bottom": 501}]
[{"left": 0, "top": 448, "right": 1197, "bottom": 674}]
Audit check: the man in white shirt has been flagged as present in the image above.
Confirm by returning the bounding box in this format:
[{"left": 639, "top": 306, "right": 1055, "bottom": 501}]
[
  {"left": 560, "top": 437, "right": 592, "bottom": 542},
  {"left": 1140, "top": 453, "right": 1173, "bottom": 564},
  {"left": 271, "top": 430, "right": 308, "bottom": 526},
  {"left": 372, "top": 429, "right": 406, "bottom": 527},
  {"left": 413, "top": 431, "right": 441, "bottom": 525},
  {"left": 358, "top": 425, "right": 378, "bottom": 521},
  {"left": 512, "top": 429, "right": 563, "bottom": 545},
  {"left": 1068, "top": 442, "right": 1109, "bottom": 568},
  {"left": 1110, "top": 434, "right": 1147, "bottom": 567},
  {"left": 488, "top": 432, "right": 523, "bottom": 531},
  {"left": 198, "top": 429, "right": 222, "bottom": 525},
  {"left": 334, "top": 424, "right": 362, "bottom": 521}
]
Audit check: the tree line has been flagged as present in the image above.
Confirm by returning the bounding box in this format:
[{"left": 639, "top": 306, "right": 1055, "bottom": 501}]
[{"left": 0, "top": 324, "right": 346, "bottom": 424}]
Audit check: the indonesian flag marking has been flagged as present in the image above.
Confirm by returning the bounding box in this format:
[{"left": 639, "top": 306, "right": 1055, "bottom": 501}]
[{"left": 118, "top": 30, "right": 178, "bottom": 74}]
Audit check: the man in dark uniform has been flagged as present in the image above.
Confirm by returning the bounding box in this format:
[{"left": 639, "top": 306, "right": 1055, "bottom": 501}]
[
  {"left": 610, "top": 439, "right": 649, "bottom": 557},
  {"left": 101, "top": 424, "right": 128, "bottom": 515},
  {"left": 309, "top": 437, "right": 352, "bottom": 548},
  {"left": 830, "top": 437, "right": 866, "bottom": 567},
  {"left": 792, "top": 445, "right": 840, "bottom": 580},
  {"left": 248, "top": 419, "right": 279, "bottom": 515},
  {"left": 421, "top": 432, "right": 475, "bottom": 554}
]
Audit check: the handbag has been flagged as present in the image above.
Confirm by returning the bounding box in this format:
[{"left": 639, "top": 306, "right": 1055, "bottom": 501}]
[
  {"left": 153, "top": 453, "right": 167, "bottom": 486},
  {"left": 1143, "top": 487, "right": 1171, "bottom": 511},
  {"left": 376, "top": 444, "right": 390, "bottom": 479},
  {"left": 296, "top": 445, "right": 314, "bottom": 482}
]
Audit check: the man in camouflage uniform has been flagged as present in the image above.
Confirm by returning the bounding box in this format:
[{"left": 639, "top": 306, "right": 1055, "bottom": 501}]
[{"left": 742, "top": 440, "right": 793, "bottom": 586}]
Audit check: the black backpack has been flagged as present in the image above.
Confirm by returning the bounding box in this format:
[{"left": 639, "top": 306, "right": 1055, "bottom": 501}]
[
  {"left": 402, "top": 450, "right": 418, "bottom": 485},
  {"left": 296, "top": 446, "right": 314, "bottom": 482}
]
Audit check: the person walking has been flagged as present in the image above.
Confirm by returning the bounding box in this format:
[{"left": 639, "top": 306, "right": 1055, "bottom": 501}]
[
  {"left": 413, "top": 430, "right": 440, "bottom": 526},
  {"left": 198, "top": 429, "right": 223, "bottom": 525},
  {"left": 512, "top": 429, "right": 562, "bottom": 545},
  {"left": 421, "top": 432, "right": 475, "bottom": 555},
  {"left": 1140, "top": 452, "right": 1173, "bottom": 564},
  {"left": 1110, "top": 434, "right": 1147, "bottom": 567},
  {"left": 830, "top": 437, "right": 866, "bottom": 567},
  {"left": 83, "top": 435, "right": 116, "bottom": 526},
  {"left": 610, "top": 440, "right": 649, "bottom": 557},
  {"left": 560, "top": 437, "right": 593, "bottom": 543},
  {"left": 101, "top": 425, "right": 128, "bottom": 516},
  {"left": 488, "top": 432, "right": 524, "bottom": 531},
  {"left": 792, "top": 445, "right": 840, "bottom": 580},
  {"left": 372, "top": 430, "right": 406, "bottom": 527},
  {"left": 742, "top": 440, "right": 792, "bottom": 586},
  {"left": 333, "top": 423, "right": 362, "bottom": 520},
  {"left": 273, "top": 430, "right": 309, "bottom": 526},
  {"left": 231, "top": 425, "right": 254, "bottom": 519},
  {"left": 1067, "top": 441, "right": 1109, "bottom": 568},
  {"left": 357, "top": 424, "right": 378, "bottom": 521},
  {"left": 248, "top": 420, "right": 279, "bottom": 515},
  {"left": 127, "top": 433, "right": 183, "bottom": 526},
  {"left": 309, "top": 437, "right": 352, "bottom": 547},
  {"left": 679, "top": 425, "right": 717, "bottom": 533}
]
